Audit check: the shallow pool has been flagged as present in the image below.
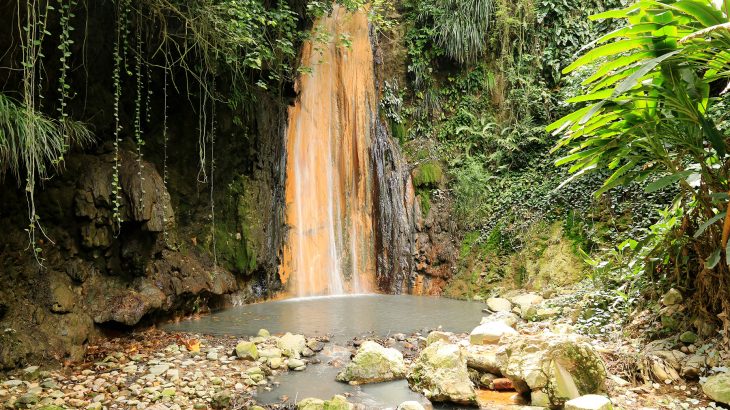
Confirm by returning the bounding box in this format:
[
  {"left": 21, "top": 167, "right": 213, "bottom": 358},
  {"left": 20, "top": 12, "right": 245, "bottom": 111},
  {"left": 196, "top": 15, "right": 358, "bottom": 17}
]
[{"left": 163, "top": 295, "right": 488, "bottom": 409}]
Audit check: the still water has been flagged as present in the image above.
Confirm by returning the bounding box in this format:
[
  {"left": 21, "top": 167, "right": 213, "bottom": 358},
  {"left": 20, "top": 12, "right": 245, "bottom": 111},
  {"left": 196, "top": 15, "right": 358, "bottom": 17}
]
[{"left": 164, "top": 295, "right": 487, "bottom": 409}]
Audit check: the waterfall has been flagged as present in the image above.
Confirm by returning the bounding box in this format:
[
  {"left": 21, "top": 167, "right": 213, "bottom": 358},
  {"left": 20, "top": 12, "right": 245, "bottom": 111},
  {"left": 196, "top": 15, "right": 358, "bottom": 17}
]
[{"left": 280, "top": 6, "right": 377, "bottom": 297}]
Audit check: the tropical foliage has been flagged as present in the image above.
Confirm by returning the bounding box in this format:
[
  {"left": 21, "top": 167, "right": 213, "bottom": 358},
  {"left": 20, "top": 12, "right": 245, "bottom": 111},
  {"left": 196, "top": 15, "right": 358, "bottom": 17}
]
[{"left": 550, "top": 0, "right": 730, "bottom": 317}]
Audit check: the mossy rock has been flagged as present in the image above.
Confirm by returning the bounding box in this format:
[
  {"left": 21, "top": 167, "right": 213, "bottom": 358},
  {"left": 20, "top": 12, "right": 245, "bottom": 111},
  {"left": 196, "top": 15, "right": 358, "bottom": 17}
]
[
  {"left": 235, "top": 341, "right": 259, "bottom": 360},
  {"left": 297, "top": 395, "right": 353, "bottom": 410},
  {"left": 412, "top": 161, "right": 444, "bottom": 188},
  {"left": 336, "top": 341, "right": 407, "bottom": 384},
  {"left": 496, "top": 334, "right": 607, "bottom": 407},
  {"left": 407, "top": 341, "right": 476, "bottom": 404}
]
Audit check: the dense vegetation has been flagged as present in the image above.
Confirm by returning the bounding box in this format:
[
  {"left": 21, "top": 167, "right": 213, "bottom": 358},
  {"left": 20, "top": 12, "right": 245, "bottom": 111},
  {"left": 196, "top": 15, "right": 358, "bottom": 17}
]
[{"left": 392, "top": 0, "right": 730, "bottom": 336}]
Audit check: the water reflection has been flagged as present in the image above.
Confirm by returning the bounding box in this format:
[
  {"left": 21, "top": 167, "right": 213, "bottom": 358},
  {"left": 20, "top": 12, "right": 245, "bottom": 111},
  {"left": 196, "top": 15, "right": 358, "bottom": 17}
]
[{"left": 165, "top": 295, "right": 484, "bottom": 342}]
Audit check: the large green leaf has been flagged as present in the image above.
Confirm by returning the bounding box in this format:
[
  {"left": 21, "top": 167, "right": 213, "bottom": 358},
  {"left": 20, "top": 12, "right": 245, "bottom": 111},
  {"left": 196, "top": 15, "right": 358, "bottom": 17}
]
[
  {"left": 596, "top": 23, "right": 663, "bottom": 44},
  {"left": 694, "top": 211, "right": 727, "bottom": 238},
  {"left": 583, "top": 51, "right": 655, "bottom": 86},
  {"left": 671, "top": 0, "right": 726, "bottom": 27},
  {"left": 563, "top": 38, "right": 656, "bottom": 74},
  {"left": 612, "top": 50, "right": 682, "bottom": 97},
  {"left": 707, "top": 248, "right": 721, "bottom": 268},
  {"left": 700, "top": 115, "right": 727, "bottom": 157},
  {"left": 644, "top": 169, "right": 695, "bottom": 193}
]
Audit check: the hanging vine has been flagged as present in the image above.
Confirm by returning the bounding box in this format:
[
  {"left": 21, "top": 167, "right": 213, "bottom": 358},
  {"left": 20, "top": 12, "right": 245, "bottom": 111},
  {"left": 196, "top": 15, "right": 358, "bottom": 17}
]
[
  {"left": 196, "top": 69, "right": 209, "bottom": 184},
  {"left": 111, "top": 0, "right": 128, "bottom": 229},
  {"left": 209, "top": 76, "right": 218, "bottom": 272},
  {"left": 162, "top": 67, "right": 169, "bottom": 246},
  {"left": 56, "top": 0, "right": 77, "bottom": 125},
  {"left": 134, "top": 10, "right": 146, "bottom": 207},
  {"left": 19, "top": 0, "right": 53, "bottom": 262}
]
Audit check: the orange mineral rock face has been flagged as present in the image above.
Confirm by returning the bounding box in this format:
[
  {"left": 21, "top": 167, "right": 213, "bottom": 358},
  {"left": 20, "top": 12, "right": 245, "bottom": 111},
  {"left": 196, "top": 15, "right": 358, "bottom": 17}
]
[{"left": 280, "top": 6, "right": 377, "bottom": 297}]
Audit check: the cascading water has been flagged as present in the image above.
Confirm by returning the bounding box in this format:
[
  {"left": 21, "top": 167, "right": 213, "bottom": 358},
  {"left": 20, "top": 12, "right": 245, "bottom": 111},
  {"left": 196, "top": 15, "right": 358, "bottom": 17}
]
[{"left": 280, "top": 6, "right": 378, "bottom": 297}]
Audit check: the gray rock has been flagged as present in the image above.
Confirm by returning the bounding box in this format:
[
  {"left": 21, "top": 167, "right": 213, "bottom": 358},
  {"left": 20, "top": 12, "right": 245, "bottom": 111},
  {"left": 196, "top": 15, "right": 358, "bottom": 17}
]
[
  {"left": 2, "top": 380, "right": 23, "bottom": 388},
  {"left": 307, "top": 339, "right": 325, "bottom": 352},
  {"left": 426, "top": 331, "right": 452, "bottom": 346},
  {"left": 212, "top": 390, "right": 232, "bottom": 409},
  {"left": 486, "top": 298, "right": 513, "bottom": 312},
  {"left": 269, "top": 357, "right": 283, "bottom": 369},
  {"left": 496, "top": 334, "right": 606, "bottom": 407},
  {"left": 531, "top": 390, "right": 551, "bottom": 407},
  {"left": 564, "top": 394, "right": 613, "bottom": 410},
  {"left": 509, "top": 293, "right": 544, "bottom": 314},
  {"left": 297, "top": 395, "right": 353, "bottom": 410},
  {"left": 407, "top": 341, "right": 476, "bottom": 404},
  {"left": 481, "top": 311, "right": 520, "bottom": 328},
  {"left": 148, "top": 363, "right": 171, "bottom": 376},
  {"left": 469, "top": 321, "right": 517, "bottom": 345},
  {"left": 278, "top": 333, "right": 306, "bottom": 359},
  {"left": 16, "top": 393, "right": 39, "bottom": 408},
  {"left": 702, "top": 373, "right": 730, "bottom": 404},
  {"left": 22, "top": 366, "right": 40, "bottom": 381},
  {"left": 259, "top": 347, "right": 283, "bottom": 359},
  {"left": 397, "top": 401, "right": 426, "bottom": 410},
  {"left": 680, "top": 355, "right": 706, "bottom": 379},
  {"left": 465, "top": 345, "right": 501, "bottom": 374},
  {"left": 297, "top": 398, "right": 325, "bottom": 410},
  {"left": 234, "top": 341, "right": 259, "bottom": 360},
  {"left": 288, "top": 358, "right": 306, "bottom": 370},
  {"left": 336, "top": 341, "right": 406, "bottom": 384}
]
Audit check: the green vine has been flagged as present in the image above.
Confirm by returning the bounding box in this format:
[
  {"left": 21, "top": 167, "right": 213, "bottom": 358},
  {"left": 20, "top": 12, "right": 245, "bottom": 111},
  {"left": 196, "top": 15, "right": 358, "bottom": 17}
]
[
  {"left": 162, "top": 67, "right": 169, "bottom": 245},
  {"left": 56, "top": 0, "right": 76, "bottom": 124},
  {"left": 111, "top": 0, "right": 127, "bottom": 229},
  {"left": 210, "top": 76, "right": 218, "bottom": 272},
  {"left": 20, "top": 0, "right": 53, "bottom": 263},
  {"left": 134, "top": 13, "right": 145, "bottom": 206}
]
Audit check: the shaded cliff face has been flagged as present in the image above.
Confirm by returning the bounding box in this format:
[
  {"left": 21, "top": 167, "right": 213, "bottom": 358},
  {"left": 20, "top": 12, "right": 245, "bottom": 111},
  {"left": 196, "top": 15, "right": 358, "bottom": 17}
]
[
  {"left": 0, "top": 150, "right": 238, "bottom": 369},
  {"left": 281, "top": 6, "right": 377, "bottom": 297},
  {"left": 372, "top": 116, "right": 419, "bottom": 293}
]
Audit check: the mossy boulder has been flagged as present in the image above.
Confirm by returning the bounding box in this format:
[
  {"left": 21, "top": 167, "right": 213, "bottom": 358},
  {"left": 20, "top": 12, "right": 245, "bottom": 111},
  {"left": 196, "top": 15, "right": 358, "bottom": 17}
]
[
  {"left": 469, "top": 321, "right": 518, "bottom": 345},
  {"left": 278, "top": 333, "right": 306, "bottom": 358},
  {"left": 412, "top": 161, "right": 444, "bottom": 188},
  {"left": 296, "top": 395, "right": 353, "bottom": 410},
  {"left": 496, "top": 334, "right": 606, "bottom": 407},
  {"left": 234, "top": 341, "right": 259, "bottom": 360},
  {"left": 336, "top": 341, "right": 407, "bottom": 384},
  {"left": 702, "top": 373, "right": 730, "bottom": 404},
  {"left": 679, "top": 331, "right": 697, "bottom": 344},
  {"left": 407, "top": 341, "right": 476, "bottom": 404}
]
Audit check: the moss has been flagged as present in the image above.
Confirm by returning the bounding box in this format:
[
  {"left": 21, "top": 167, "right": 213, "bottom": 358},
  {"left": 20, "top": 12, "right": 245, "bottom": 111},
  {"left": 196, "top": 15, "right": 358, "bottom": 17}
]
[
  {"left": 201, "top": 175, "right": 263, "bottom": 275},
  {"left": 447, "top": 221, "right": 586, "bottom": 299},
  {"left": 412, "top": 161, "right": 444, "bottom": 188},
  {"left": 418, "top": 188, "right": 432, "bottom": 216},
  {"left": 390, "top": 119, "right": 407, "bottom": 145}
]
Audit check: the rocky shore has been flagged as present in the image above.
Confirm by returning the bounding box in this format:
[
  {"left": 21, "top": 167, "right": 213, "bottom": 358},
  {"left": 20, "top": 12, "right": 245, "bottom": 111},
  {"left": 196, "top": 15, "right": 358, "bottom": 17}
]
[{"left": 1, "top": 291, "right": 728, "bottom": 409}]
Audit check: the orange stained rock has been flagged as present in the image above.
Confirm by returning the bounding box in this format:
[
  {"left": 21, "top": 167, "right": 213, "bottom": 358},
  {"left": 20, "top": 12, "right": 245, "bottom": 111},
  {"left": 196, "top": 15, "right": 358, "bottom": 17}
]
[{"left": 280, "top": 5, "right": 376, "bottom": 297}]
